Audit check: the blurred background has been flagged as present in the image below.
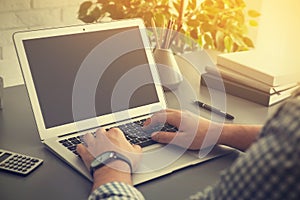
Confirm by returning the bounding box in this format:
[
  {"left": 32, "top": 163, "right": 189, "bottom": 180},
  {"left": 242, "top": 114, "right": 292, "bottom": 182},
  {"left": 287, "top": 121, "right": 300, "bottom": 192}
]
[{"left": 0, "top": 0, "right": 298, "bottom": 88}]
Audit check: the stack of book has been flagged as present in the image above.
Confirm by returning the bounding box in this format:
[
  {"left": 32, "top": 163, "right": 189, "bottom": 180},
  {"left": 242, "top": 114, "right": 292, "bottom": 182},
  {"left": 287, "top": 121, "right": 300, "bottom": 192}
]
[{"left": 201, "top": 50, "right": 300, "bottom": 106}]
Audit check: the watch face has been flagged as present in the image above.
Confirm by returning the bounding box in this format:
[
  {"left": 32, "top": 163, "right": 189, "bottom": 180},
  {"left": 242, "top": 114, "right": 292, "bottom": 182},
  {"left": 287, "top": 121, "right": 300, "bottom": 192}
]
[{"left": 91, "top": 152, "right": 114, "bottom": 168}]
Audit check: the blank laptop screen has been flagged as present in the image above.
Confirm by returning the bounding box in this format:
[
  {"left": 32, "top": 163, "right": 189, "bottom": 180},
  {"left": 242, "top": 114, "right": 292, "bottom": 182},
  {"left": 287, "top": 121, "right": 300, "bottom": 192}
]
[{"left": 22, "top": 27, "right": 159, "bottom": 129}]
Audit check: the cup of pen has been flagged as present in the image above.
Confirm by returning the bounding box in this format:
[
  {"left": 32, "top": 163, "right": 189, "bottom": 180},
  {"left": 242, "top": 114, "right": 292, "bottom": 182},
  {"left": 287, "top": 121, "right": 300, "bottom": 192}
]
[
  {"left": 153, "top": 48, "right": 183, "bottom": 91},
  {"left": 151, "top": 18, "right": 183, "bottom": 91}
]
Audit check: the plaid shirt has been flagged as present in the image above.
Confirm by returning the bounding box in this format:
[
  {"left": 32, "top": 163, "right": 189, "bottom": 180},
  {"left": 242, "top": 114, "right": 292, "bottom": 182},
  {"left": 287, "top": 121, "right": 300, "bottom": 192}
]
[{"left": 89, "top": 98, "right": 300, "bottom": 200}]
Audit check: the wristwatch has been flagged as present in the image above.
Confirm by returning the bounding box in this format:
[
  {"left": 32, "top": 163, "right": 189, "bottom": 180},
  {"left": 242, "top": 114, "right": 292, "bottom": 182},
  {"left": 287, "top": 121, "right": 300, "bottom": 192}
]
[{"left": 90, "top": 151, "right": 132, "bottom": 176}]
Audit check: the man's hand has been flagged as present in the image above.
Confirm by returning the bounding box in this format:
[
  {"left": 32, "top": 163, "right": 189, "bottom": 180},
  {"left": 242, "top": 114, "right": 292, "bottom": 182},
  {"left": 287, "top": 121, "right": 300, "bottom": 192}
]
[
  {"left": 76, "top": 128, "right": 142, "bottom": 189},
  {"left": 144, "top": 109, "right": 262, "bottom": 151},
  {"left": 143, "top": 109, "right": 218, "bottom": 150}
]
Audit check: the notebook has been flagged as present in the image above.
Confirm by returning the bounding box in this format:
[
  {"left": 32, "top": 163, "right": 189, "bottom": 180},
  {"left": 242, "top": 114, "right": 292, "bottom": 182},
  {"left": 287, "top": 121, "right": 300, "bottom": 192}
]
[{"left": 13, "top": 18, "right": 232, "bottom": 185}]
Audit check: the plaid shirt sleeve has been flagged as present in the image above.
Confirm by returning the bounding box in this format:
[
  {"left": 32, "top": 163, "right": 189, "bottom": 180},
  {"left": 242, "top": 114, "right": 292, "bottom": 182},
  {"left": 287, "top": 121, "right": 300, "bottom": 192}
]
[
  {"left": 88, "top": 182, "right": 145, "bottom": 200},
  {"left": 189, "top": 98, "right": 300, "bottom": 200}
]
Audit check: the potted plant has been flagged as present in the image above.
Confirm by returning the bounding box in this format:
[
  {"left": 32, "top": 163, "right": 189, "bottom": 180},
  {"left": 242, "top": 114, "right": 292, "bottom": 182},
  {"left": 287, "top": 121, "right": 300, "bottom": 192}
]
[{"left": 78, "top": 0, "right": 260, "bottom": 53}]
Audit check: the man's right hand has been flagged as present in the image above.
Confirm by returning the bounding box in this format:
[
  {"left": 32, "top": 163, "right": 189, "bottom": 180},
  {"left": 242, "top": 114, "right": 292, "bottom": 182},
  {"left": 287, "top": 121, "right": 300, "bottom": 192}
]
[
  {"left": 143, "top": 109, "right": 221, "bottom": 150},
  {"left": 143, "top": 109, "right": 262, "bottom": 151}
]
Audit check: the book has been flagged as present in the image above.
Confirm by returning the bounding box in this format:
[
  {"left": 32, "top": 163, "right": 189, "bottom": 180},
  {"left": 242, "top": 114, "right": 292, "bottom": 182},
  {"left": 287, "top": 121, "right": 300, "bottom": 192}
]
[
  {"left": 217, "top": 50, "right": 300, "bottom": 86},
  {"left": 205, "top": 66, "right": 298, "bottom": 95},
  {"left": 201, "top": 73, "right": 299, "bottom": 106}
]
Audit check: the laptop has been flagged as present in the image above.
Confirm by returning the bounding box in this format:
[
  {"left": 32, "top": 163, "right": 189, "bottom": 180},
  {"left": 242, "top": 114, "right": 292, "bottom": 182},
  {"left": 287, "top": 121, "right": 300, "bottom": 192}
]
[{"left": 13, "top": 18, "right": 232, "bottom": 185}]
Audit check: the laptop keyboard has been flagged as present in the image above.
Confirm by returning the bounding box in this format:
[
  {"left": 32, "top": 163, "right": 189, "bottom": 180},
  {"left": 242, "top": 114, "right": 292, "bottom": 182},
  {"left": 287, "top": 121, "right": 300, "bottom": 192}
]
[{"left": 59, "top": 119, "right": 178, "bottom": 156}]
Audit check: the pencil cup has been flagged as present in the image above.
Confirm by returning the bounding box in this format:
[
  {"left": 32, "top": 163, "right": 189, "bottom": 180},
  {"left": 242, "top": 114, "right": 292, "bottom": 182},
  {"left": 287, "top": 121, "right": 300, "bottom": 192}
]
[{"left": 153, "top": 49, "right": 183, "bottom": 91}]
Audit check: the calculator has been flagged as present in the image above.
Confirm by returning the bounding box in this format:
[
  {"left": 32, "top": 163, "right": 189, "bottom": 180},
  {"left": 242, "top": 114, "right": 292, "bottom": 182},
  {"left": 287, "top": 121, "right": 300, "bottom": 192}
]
[{"left": 0, "top": 149, "right": 43, "bottom": 176}]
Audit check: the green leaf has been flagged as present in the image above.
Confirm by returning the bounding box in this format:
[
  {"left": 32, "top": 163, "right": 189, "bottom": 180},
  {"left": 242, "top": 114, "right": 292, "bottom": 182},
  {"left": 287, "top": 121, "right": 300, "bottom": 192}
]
[
  {"left": 187, "top": 19, "right": 200, "bottom": 27},
  {"left": 230, "top": 33, "right": 244, "bottom": 47},
  {"left": 201, "top": 22, "right": 215, "bottom": 32},
  {"left": 216, "top": 0, "right": 225, "bottom": 9},
  {"left": 197, "top": 33, "right": 204, "bottom": 47},
  {"left": 190, "top": 28, "right": 199, "bottom": 39},
  {"left": 91, "top": 6, "right": 101, "bottom": 20},
  {"left": 248, "top": 10, "right": 261, "bottom": 18},
  {"left": 203, "top": 33, "right": 213, "bottom": 48},
  {"left": 78, "top": 1, "right": 93, "bottom": 14},
  {"left": 215, "top": 30, "right": 225, "bottom": 50},
  {"left": 154, "top": 13, "right": 165, "bottom": 27},
  {"left": 189, "top": 0, "right": 197, "bottom": 10},
  {"left": 243, "top": 36, "right": 254, "bottom": 48},
  {"left": 236, "top": 0, "right": 246, "bottom": 7},
  {"left": 197, "top": 13, "right": 210, "bottom": 22},
  {"left": 79, "top": 15, "right": 96, "bottom": 23},
  {"left": 202, "top": 0, "right": 214, "bottom": 8},
  {"left": 143, "top": 11, "right": 153, "bottom": 26},
  {"left": 224, "top": 35, "right": 233, "bottom": 52},
  {"left": 249, "top": 20, "right": 258, "bottom": 27},
  {"left": 172, "top": 1, "right": 181, "bottom": 15}
]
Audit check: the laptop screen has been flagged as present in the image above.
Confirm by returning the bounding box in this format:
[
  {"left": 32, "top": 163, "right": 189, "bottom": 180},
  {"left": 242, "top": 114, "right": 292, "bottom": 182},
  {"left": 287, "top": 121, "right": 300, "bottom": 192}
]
[{"left": 22, "top": 26, "right": 159, "bottom": 129}]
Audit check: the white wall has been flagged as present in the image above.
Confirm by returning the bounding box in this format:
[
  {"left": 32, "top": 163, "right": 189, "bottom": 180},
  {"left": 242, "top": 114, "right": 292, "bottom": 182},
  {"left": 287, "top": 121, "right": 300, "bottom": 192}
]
[
  {"left": 0, "top": 0, "right": 84, "bottom": 87},
  {"left": 256, "top": 0, "right": 300, "bottom": 58},
  {"left": 254, "top": 0, "right": 300, "bottom": 76}
]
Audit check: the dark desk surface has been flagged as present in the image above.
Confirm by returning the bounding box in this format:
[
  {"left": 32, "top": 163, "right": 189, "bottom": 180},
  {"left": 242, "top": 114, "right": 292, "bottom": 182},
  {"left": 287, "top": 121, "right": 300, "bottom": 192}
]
[
  {"left": 0, "top": 51, "right": 282, "bottom": 199},
  {"left": 0, "top": 84, "right": 281, "bottom": 200}
]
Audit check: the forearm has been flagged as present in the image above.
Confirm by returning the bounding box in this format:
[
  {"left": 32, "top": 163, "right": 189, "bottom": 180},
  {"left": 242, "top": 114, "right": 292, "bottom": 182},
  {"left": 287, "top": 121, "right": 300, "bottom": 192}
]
[
  {"left": 90, "top": 162, "right": 145, "bottom": 200},
  {"left": 92, "top": 160, "right": 132, "bottom": 191},
  {"left": 218, "top": 123, "right": 262, "bottom": 151}
]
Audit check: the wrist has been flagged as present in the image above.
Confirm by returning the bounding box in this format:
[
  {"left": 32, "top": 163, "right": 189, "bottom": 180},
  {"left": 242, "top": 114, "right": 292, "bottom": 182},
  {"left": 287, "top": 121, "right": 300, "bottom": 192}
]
[
  {"left": 92, "top": 160, "right": 132, "bottom": 191},
  {"left": 218, "top": 123, "right": 262, "bottom": 151},
  {"left": 217, "top": 123, "right": 232, "bottom": 146},
  {"left": 90, "top": 151, "right": 132, "bottom": 177}
]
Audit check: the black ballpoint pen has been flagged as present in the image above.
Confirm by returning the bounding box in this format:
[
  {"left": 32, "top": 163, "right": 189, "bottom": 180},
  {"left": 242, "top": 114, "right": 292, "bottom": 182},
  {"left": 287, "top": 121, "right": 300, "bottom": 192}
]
[{"left": 194, "top": 100, "right": 235, "bottom": 120}]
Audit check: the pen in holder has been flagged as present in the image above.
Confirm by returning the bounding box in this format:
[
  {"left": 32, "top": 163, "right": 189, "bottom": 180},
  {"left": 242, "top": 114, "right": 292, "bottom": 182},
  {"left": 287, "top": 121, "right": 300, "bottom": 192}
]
[
  {"left": 151, "top": 17, "right": 184, "bottom": 91},
  {"left": 153, "top": 48, "right": 183, "bottom": 91}
]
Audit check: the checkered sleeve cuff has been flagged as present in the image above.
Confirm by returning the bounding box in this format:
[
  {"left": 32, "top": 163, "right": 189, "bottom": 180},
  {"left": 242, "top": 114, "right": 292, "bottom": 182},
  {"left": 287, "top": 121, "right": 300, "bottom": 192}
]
[{"left": 88, "top": 182, "right": 145, "bottom": 200}]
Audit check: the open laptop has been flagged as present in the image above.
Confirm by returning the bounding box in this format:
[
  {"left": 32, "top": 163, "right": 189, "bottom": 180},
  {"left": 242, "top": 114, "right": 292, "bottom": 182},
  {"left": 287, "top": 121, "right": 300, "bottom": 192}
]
[{"left": 13, "top": 18, "right": 232, "bottom": 185}]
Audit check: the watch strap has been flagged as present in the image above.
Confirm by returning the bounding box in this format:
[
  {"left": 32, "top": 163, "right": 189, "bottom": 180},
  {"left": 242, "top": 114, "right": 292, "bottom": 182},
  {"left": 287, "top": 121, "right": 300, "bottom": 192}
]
[{"left": 90, "top": 151, "right": 132, "bottom": 177}]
